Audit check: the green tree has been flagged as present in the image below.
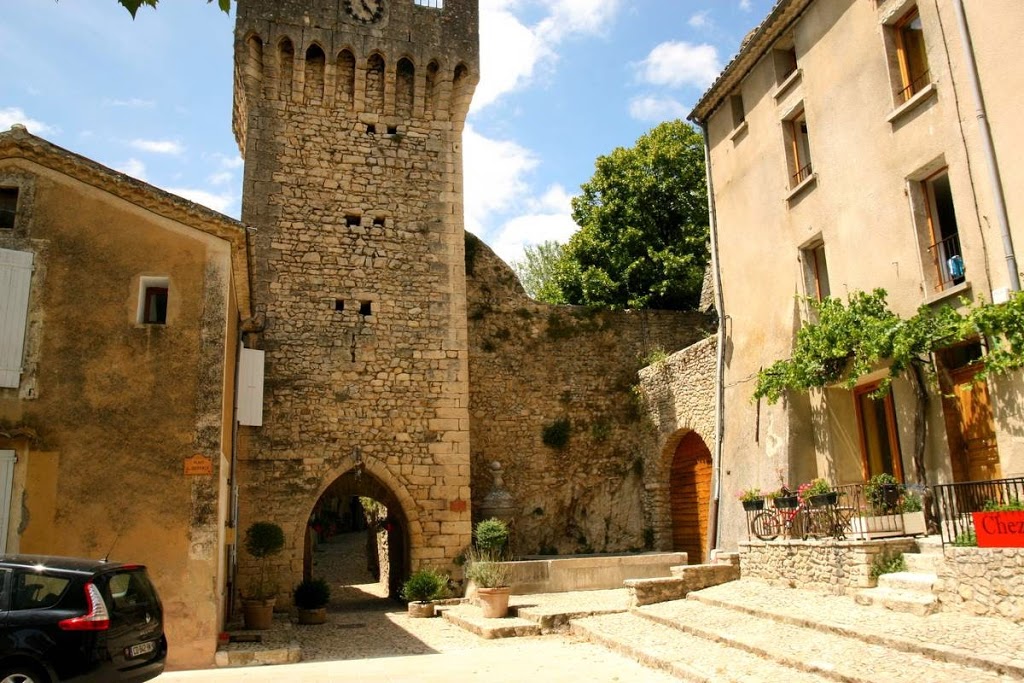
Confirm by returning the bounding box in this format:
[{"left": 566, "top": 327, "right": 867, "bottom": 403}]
[
  {"left": 511, "top": 240, "right": 566, "bottom": 303},
  {"left": 112, "top": 0, "right": 230, "bottom": 17},
  {"left": 555, "top": 120, "right": 709, "bottom": 311}
]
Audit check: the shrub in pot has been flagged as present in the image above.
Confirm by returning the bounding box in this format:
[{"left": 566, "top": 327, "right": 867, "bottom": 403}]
[
  {"left": 241, "top": 521, "right": 285, "bottom": 630},
  {"left": 293, "top": 578, "right": 331, "bottom": 625},
  {"left": 401, "top": 568, "right": 448, "bottom": 618},
  {"left": 467, "top": 519, "right": 512, "bottom": 618}
]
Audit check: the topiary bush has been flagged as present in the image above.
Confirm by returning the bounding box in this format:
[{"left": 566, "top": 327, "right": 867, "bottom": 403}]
[
  {"left": 475, "top": 518, "right": 509, "bottom": 554},
  {"left": 293, "top": 578, "right": 331, "bottom": 609},
  {"left": 401, "top": 568, "right": 448, "bottom": 603},
  {"left": 244, "top": 521, "right": 285, "bottom": 600}
]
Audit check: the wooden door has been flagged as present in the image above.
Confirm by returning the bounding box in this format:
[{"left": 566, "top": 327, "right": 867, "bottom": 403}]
[
  {"left": 670, "top": 432, "right": 713, "bottom": 564},
  {"left": 950, "top": 365, "right": 1001, "bottom": 482}
]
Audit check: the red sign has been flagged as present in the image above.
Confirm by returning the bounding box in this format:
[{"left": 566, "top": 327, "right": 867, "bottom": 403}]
[
  {"left": 184, "top": 454, "right": 214, "bottom": 476},
  {"left": 972, "top": 511, "right": 1024, "bottom": 548}
]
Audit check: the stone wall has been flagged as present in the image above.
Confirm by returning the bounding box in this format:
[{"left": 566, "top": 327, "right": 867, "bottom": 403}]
[
  {"left": 637, "top": 337, "right": 718, "bottom": 550},
  {"left": 935, "top": 547, "right": 1024, "bottom": 622},
  {"left": 466, "top": 236, "right": 713, "bottom": 555},
  {"left": 233, "top": 0, "right": 480, "bottom": 598},
  {"left": 740, "top": 538, "right": 917, "bottom": 594}
]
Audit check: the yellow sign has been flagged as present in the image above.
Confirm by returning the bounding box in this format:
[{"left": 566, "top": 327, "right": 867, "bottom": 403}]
[{"left": 184, "top": 454, "right": 214, "bottom": 476}]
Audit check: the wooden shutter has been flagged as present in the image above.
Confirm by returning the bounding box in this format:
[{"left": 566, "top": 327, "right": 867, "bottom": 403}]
[
  {"left": 237, "top": 346, "right": 265, "bottom": 426},
  {"left": 0, "top": 451, "right": 15, "bottom": 554},
  {"left": 0, "top": 249, "right": 34, "bottom": 389}
]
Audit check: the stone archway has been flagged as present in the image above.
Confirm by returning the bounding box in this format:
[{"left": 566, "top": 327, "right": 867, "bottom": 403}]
[
  {"left": 303, "top": 466, "right": 410, "bottom": 605},
  {"left": 669, "top": 431, "right": 714, "bottom": 564}
]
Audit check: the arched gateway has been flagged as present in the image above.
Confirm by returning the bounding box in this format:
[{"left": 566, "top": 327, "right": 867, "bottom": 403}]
[
  {"left": 669, "top": 431, "right": 714, "bottom": 564},
  {"left": 231, "top": 0, "right": 480, "bottom": 603}
]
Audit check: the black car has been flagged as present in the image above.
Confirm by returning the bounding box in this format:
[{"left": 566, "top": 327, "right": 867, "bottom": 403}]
[{"left": 0, "top": 555, "right": 166, "bottom": 683}]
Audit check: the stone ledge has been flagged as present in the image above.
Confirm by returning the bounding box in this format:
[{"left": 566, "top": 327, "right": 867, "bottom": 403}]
[
  {"left": 214, "top": 642, "right": 301, "bottom": 667},
  {"left": 442, "top": 605, "right": 541, "bottom": 639}
]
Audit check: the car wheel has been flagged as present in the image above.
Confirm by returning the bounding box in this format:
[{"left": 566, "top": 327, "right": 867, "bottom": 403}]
[{"left": 0, "top": 667, "right": 49, "bottom": 683}]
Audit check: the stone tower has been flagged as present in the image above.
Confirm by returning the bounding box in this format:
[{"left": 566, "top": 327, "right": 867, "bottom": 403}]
[{"left": 232, "top": 0, "right": 478, "bottom": 592}]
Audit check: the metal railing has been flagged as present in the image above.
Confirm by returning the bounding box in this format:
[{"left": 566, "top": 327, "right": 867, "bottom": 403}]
[
  {"left": 834, "top": 483, "right": 908, "bottom": 538},
  {"left": 927, "top": 232, "right": 965, "bottom": 291},
  {"left": 933, "top": 477, "right": 1024, "bottom": 546},
  {"left": 897, "top": 68, "right": 931, "bottom": 103},
  {"left": 791, "top": 161, "right": 813, "bottom": 187}
]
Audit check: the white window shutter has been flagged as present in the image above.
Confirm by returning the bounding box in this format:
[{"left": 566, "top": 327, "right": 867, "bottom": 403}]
[
  {"left": 0, "top": 249, "right": 34, "bottom": 389},
  {"left": 0, "top": 451, "right": 15, "bottom": 554},
  {"left": 237, "top": 346, "right": 265, "bottom": 426}
]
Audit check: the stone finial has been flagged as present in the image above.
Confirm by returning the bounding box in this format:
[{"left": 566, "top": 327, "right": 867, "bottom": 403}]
[{"left": 479, "top": 461, "right": 515, "bottom": 524}]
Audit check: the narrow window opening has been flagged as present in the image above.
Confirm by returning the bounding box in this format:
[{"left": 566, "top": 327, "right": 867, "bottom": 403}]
[
  {"left": 346, "top": 215, "right": 361, "bottom": 227},
  {"left": 142, "top": 286, "right": 168, "bottom": 325},
  {"left": 773, "top": 46, "right": 797, "bottom": 82},
  {"left": 359, "top": 301, "right": 372, "bottom": 317},
  {"left": 801, "top": 241, "right": 831, "bottom": 302},
  {"left": 334, "top": 299, "right": 345, "bottom": 312},
  {"left": 373, "top": 216, "right": 386, "bottom": 227},
  {"left": 922, "top": 169, "right": 964, "bottom": 291},
  {"left": 366, "top": 124, "right": 376, "bottom": 135},
  {"left": 0, "top": 188, "right": 17, "bottom": 230},
  {"left": 729, "top": 94, "right": 745, "bottom": 129},
  {"left": 894, "top": 7, "right": 930, "bottom": 103},
  {"left": 785, "top": 109, "right": 813, "bottom": 187},
  {"left": 387, "top": 125, "right": 398, "bottom": 135}
]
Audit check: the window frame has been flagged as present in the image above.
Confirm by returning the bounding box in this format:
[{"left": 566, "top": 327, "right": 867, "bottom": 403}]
[
  {"left": 893, "top": 7, "right": 930, "bottom": 103},
  {"left": 853, "top": 382, "right": 904, "bottom": 483},
  {"left": 920, "top": 167, "right": 964, "bottom": 293},
  {"left": 786, "top": 109, "right": 813, "bottom": 188},
  {"left": 137, "top": 276, "right": 170, "bottom": 326},
  {"left": 802, "top": 241, "right": 831, "bottom": 301},
  {"left": 0, "top": 188, "right": 17, "bottom": 231}
]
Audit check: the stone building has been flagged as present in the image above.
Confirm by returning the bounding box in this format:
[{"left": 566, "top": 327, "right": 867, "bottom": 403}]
[
  {"left": 0, "top": 125, "right": 251, "bottom": 668},
  {"left": 689, "top": 0, "right": 1024, "bottom": 550}
]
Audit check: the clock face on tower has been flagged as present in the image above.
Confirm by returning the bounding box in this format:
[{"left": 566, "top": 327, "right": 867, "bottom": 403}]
[{"left": 344, "top": 0, "right": 386, "bottom": 23}]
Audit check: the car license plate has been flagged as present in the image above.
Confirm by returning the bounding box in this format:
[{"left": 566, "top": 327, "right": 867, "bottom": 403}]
[{"left": 127, "top": 641, "right": 155, "bottom": 659}]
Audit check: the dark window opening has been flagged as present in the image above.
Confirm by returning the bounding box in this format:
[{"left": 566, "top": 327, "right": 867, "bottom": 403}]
[
  {"left": 923, "top": 169, "right": 964, "bottom": 291},
  {"left": 359, "top": 301, "right": 372, "bottom": 316},
  {"left": 373, "top": 216, "right": 385, "bottom": 227},
  {"left": 346, "top": 215, "right": 361, "bottom": 227},
  {"left": 387, "top": 125, "right": 398, "bottom": 135},
  {"left": 334, "top": 299, "right": 345, "bottom": 312},
  {"left": 0, "top": 188, "right": 17, "bottom": 230},
  {"left": 143, "top": 287, "right": 168, "bottom": 325},
  {"left": 366, "top": 124, "right": 376, "bottom": 134}
]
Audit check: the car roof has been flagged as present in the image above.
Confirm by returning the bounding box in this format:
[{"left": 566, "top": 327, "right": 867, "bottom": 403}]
[{"left": 0, "top": 555, "right": 145, "bottom": 575}]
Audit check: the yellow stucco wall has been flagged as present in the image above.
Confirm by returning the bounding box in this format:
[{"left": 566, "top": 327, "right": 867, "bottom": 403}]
[{"left": 0, "top": 158, "right": 240, "bottom": 669}]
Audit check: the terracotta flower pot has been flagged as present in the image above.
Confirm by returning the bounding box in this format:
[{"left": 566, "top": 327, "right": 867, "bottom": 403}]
[
  {"left": 297, "top": 607, "right": 327, "bottom": 625},
  {"left": 477, "top": 587, "right": 511, "bottom": 618},
  {"left": 407, "top": 601, "right": 435, "bottom": 618},
  {"left": 242, "top": 597, "right": 276, "bottom": 630}
]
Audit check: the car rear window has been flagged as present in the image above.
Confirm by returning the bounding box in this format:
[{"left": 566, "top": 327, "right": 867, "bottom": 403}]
[
  {"left": 105, "top": 570, "right": 158, "bottom": 614},
  {"left": 12, "top": 572, "right": 71, "bottom": 610}
]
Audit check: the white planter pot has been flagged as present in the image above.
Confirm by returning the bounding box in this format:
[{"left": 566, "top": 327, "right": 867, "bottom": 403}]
[{"left": 848, "top": 511, "right": 924, "bottom": 539}]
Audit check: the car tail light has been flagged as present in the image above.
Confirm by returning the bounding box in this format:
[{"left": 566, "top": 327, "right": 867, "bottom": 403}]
[{"left": 58, "top": 582, "right": 110, "bottom": 631}]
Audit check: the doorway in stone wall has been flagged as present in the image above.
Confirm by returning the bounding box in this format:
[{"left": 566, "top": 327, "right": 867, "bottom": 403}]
[
  {"left": 670, "top": 431, "right": 713, "bottom": 564},
  {"left": 304, "top": 468, "right": 408, "bottom": 610}
]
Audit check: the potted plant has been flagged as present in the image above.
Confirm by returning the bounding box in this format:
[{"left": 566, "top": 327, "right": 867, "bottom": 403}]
[
  {"left": 401, "top": 568, "right": 448, "bottom": 618},
  {"left": 800, "top": 478, "right": 837, "bottom": 508},
  {"left": 865, "top": 473, "right": 903, "bottom": 513},
  {"left": 738, "top": 487, "right": 764, "bottom": 512},
  {"left": 241, "top": 521, "right": 285, "bottom": 630},
  {"left": 851, "top": 477, "right": 915, "bottom": 539},
  {"left": 773, "top": 486, "right": 799, "bottom": 510},
  {"left": 898, "top": 488, "right": 926, "bottom": 536},
  {"left": 467, "top": 518, "right": 512, "bottom": 618},
  {"left": 293, "top": 577, "right": 330, "bottom": 625}
]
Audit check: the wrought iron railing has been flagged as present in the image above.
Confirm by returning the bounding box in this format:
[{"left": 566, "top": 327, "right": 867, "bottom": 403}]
[
  {"left": 927, "top": 232, "right": 965, "bottom": 291},
  {"left": 897, "top": 68, "right": 931, "bottom": 103},
  {"left": 791, "top": 161, "right": 813, "bottom": 187},
  {"left": 933, "top": 477, "right": 1024, "bottom": 546},
  {"left": 834, "top": 483, "right": 908, "bottom": 538}
]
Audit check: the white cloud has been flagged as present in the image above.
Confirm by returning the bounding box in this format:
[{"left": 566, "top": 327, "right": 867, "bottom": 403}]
[
  {"left": 130, "top": 138, "right": 184, "bottom": 155},
  {"left": 103, "top": 97, "right": 155, "bottom": 108},
  {"left": 740, "top": 0, "right": 753, "bottom": 10},
  {"left": 474, "top": 0, "right": 623, "bottom": 113},
  {"left": 490, "top": 210, "right": 578, "bottom": 266},
  {"left": 208, "top": 171, "right": 233, "bottom": 186},
  {"left": 688, "top": 11, "right": 712, "bottom": 28},
  {"left": 0, "top": 107, "right": 57, "bottom": 135},
  {"left": 637, "top": 41, "right": 721, "bottom": 89},
  {"left": 164, "top": 188, "right": 236, "bottom": 215},
  {"left": 463, "top": 123, "right": 538, "bottom": 235},
  {"left": 115, "top": 158, "right": 147, "bottom": 180},
  {"left": 628, "top": 95, "right": 690, "bottom": 122}
]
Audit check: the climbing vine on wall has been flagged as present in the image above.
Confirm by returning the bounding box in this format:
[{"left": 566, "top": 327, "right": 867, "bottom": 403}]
[{"left": 753, "top": 288, "right": 1024, "bottom": 403}]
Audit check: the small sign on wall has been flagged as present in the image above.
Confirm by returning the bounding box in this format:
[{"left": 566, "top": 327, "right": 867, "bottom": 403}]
[{"left": 184, "top": 454, "right": 214, "bottom": 476}]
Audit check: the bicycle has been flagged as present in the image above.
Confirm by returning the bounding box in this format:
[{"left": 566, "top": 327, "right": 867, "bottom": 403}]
[{"left": 750, "top": 495, "right": 802, "bottom": 540}]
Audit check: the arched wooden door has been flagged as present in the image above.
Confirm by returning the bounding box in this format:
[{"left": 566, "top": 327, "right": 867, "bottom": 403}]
[{"left": 670, "top": 432, "right": 713, "bottom": 564}]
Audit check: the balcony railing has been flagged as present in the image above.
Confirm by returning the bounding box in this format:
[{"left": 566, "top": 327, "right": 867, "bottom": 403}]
[
  {"left": 897, "top": 68, "right": 931, "bottom": 103},
  {"left": 791, "top": 162, "right": 813, "bottom": 187},
  {"left": 927, "top": 232, "right": 965, "bottom": 291},
  {"left": 933, "top": 477, "right": 1024, "bottom": 546}
]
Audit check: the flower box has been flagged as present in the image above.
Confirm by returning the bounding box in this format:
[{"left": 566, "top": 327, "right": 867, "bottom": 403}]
[
  {"left": 849, "top": 511, "right": 925, "bottom": 539},
  {"left": 972, "top": 511, "right": 1024, "bottom": 548}
]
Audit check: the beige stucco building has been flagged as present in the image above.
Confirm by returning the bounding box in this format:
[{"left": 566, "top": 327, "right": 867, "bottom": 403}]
[
  {"left": 0, "top": 125, "right": 251, "bottom": 668},
  {"left": 690, "top": 0, "right": 1024, "bottom": 550}
]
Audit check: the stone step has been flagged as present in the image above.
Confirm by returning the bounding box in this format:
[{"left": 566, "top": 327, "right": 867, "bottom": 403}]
[
  {"left": 903, "top": 551, "right": 940, "bottom": 573},
  {"left": 915, "top": 534, "right": 945, "bottom": 555},
  {"left": 637, "top": 599, "right": 1007, "bottom": 683},
  {"left": 442, "top": 604, "right": 542, "bottom": 639},
  {"left": 687, "top": 580, "right": 1024, "bottom": 678},
  {"left": 876, "top": 570, "right": 938, "bottom": 593},
  {"left": 854, "top": 586, "right": 938, "bottom": 616},
  {"left": 571, "top": 611, "right": 832, "bottom": 683}
]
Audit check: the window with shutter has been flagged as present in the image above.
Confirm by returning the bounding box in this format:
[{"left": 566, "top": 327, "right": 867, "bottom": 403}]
[{"left": 0, "top": 249, "right": 34, "bottom": 389}]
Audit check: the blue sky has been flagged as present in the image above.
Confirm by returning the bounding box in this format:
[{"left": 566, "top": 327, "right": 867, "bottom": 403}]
[{"left": 1, "top": 0, "right": 772, "bottom": 265}]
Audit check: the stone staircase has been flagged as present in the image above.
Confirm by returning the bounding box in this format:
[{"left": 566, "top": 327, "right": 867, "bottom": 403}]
[
  {"left": 854, "top": 535, "right": 943, "bottom": 615},
  {"left": 571, "top": 580, "right": 1024, "bottom": 682}
]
